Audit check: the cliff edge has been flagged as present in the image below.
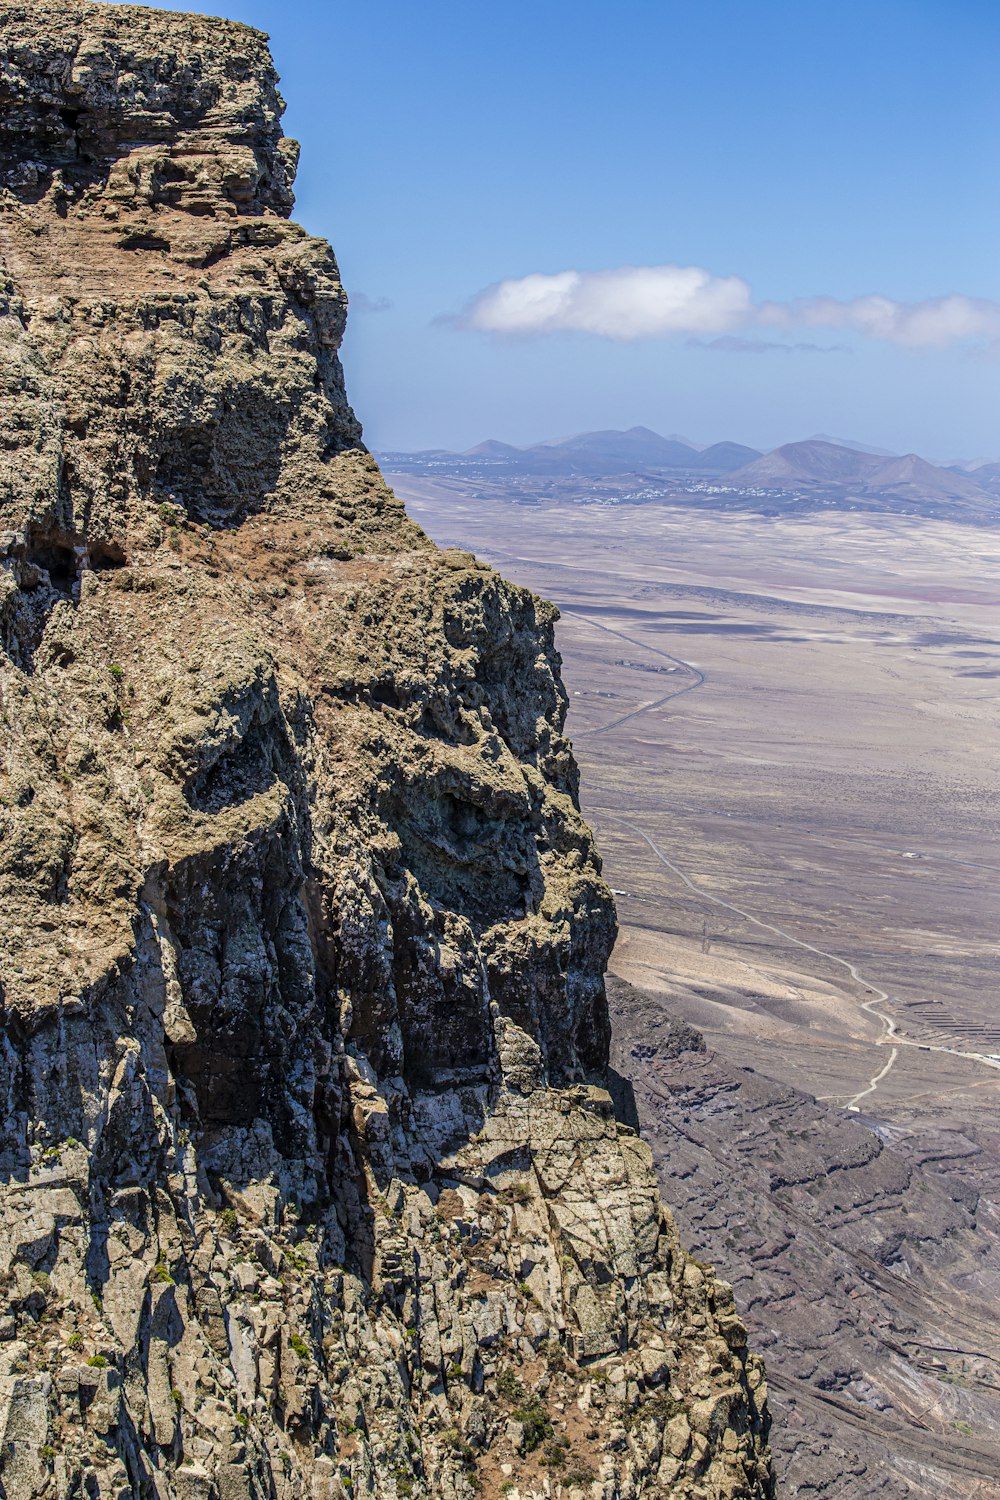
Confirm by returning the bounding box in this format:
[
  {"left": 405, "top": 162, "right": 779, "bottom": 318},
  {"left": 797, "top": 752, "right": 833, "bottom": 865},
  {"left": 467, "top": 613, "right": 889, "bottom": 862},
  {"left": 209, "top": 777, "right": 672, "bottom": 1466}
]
[{"left": 0, "top": 5, "right": 772, "bottom": 1497}]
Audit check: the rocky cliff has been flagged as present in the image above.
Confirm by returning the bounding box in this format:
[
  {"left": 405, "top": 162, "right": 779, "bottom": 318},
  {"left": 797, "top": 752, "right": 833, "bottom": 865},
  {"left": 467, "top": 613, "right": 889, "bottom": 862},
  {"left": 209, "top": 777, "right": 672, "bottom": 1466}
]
[{"left": 0, "top": 4, "right": 772, "bottom": 1497}]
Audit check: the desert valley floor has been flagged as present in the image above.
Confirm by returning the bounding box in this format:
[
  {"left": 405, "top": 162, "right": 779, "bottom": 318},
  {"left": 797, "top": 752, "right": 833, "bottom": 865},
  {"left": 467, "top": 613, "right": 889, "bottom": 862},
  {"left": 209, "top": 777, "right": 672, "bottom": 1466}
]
[
  {"left": 395, "top": 477, "right": 1000, "bottom": 1131},
  {"left": 392, "top": 474, "right": 1000, "bottom": 1495}
]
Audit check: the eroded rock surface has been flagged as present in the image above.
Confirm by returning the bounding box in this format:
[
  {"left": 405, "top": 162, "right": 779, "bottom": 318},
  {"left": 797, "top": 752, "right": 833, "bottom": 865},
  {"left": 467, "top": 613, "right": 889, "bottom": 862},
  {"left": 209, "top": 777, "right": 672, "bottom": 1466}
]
[
  {"left": 0, "top": 4, "right": 773, "bottom": 1496},
  {"left": 609, "top": 977, "right": 1000, "bottom": 1499}
]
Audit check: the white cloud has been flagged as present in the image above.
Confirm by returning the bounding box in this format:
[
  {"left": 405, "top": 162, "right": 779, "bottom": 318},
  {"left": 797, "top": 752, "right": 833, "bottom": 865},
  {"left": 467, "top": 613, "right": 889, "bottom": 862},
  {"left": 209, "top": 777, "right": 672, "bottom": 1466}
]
[
  {"left": 763, "top": 293, "right": 1000, "bottom": 347},
  {"left": 460, "top": 265, "right": 752, "bottom": 340},
  {"left": 457, "top": 266, "right": 1000, "bottom": 349}
]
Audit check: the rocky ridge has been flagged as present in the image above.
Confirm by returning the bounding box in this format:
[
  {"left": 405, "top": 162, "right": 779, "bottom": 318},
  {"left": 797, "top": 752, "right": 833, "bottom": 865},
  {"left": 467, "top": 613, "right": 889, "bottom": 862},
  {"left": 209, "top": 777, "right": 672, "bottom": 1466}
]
[{"left": 0, "top": 4, "right": 772, "bottom": 1497}]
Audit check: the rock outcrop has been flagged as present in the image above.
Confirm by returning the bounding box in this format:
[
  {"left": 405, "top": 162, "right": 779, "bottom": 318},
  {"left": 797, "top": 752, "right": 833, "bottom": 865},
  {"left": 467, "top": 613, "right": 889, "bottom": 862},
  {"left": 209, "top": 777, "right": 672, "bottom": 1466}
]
[{"left": 0, "top": 4, "right": 772, "bottom": 1496}]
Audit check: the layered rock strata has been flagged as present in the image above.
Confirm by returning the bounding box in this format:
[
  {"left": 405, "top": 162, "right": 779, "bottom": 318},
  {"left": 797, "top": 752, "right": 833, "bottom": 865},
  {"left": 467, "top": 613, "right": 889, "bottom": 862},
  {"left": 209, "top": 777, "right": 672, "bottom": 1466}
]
[
  {"left": 0, "top": 4, "right": 772, "bottom": 1496},
  {"left": 609, "top": 977, "right": 1000, "bottom": 1499}
]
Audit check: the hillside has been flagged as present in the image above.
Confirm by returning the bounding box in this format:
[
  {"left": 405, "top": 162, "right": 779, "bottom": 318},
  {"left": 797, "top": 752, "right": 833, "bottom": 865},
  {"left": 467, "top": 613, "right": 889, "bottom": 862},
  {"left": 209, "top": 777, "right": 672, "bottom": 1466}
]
[
  {"left": 730, "top": 439, "right": 880, "bottom": 486},
  {"left": 730, "top": 441, "right": 996, "bottom": 516}
]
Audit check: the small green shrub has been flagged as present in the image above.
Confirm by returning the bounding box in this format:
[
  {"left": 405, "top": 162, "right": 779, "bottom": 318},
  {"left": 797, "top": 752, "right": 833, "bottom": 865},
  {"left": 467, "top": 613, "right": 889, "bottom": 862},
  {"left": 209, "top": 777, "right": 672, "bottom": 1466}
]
[
  {"left": 496, "top": 1368, "right": 526, "bottom": 1403},
  {"left": 151, "top": 1261, "right": 174, "bottom": 1285},
  {"left": 109, "top": 664, "right": 124, "bottom": 682},
  {"left": 67, "top": 1331, "right": 83, "bottom": 1351},
  {"left": 86, "top": 1355, "right": 108, "bottom": 1369},
  {"left": 289, "top": 1332, "right": 309, "bottom": 1359},
  {"left": 541, "top": 1338, "right": 567, "bottom": 1372},
  {"left": 540, "top": 1435, "right": 570, "bottom": 1468},
  {"left": 441, "top": 1427, "right": 476, "bottom": 1471},
  {"left": 391, "top": 1464, "right": 415, "bottom": 1497},
  {"left": 219, "top": 1207, "right": 239, "bottom": 1236},
  {"left": 511, "top": 1394, "right": 553, "bottom": 1453},
  {"left": 625, "top": 1392, "right": 684, "bottom": 1429}
]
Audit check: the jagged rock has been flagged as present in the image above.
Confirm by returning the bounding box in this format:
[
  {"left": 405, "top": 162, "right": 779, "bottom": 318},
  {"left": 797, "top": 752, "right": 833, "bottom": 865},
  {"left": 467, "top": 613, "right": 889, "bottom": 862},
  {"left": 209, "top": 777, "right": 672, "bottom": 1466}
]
[{"left": 0, "top": 3, "right": 773, "bottom": 1496}]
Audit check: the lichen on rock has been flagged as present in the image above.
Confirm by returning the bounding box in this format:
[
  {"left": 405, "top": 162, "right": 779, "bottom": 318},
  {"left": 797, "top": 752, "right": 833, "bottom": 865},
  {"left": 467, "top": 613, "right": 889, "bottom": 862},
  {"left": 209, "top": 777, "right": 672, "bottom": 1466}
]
[{"left": 0, "top": 3, "right": 773, "bottom": 1496}]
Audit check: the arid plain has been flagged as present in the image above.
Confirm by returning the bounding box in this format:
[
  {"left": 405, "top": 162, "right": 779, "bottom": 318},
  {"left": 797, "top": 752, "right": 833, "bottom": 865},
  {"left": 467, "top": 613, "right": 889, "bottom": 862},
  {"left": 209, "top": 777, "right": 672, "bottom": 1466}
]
[
  {"left": 395, "top": 476, "right": 1000, "bottom": 1132},
  {"left": 392, "top": 474, "right": 1000, "bottom": 1494}
]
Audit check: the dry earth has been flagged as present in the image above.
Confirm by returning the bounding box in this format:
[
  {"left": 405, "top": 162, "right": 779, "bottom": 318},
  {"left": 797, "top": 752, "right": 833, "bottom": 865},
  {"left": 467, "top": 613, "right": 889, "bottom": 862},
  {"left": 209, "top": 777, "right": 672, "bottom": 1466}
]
[{"left": 392, "top": 476, "right": 1000, "bottom": 1497}]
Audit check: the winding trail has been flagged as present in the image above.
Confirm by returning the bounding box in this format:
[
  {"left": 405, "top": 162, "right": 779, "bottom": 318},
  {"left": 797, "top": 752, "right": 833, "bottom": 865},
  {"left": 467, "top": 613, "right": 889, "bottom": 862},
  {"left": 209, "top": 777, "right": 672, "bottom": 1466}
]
[
  {"left": 560, "top": 605, "right": 1000, "bottom": 1106},
  {"left": 561, "top": 610, "right": 704, "bottom": 734},
  {"left": 622, "top": 820, "right": 1000, "bottom": 1107}
]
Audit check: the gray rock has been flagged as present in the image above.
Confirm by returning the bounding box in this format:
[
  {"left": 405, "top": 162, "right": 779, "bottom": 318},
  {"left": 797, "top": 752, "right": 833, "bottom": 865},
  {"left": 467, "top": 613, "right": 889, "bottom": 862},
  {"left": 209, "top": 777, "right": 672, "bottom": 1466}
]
[{"left": 0, "top": 5, "right": 774, "bottom": 1499}]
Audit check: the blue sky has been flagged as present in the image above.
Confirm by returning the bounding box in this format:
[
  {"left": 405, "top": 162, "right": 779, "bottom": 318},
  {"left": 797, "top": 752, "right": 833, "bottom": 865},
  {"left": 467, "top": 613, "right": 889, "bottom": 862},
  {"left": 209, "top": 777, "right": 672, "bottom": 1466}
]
[{"left": 122, "top": 0, "right": 997, "bottom": 456}]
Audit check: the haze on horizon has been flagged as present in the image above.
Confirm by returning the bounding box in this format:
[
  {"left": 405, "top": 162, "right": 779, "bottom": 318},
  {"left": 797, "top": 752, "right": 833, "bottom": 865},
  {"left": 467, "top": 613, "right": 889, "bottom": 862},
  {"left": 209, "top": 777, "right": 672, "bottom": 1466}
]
[{"left": 115, "top": 0, "right": 998, "bottom": 460}]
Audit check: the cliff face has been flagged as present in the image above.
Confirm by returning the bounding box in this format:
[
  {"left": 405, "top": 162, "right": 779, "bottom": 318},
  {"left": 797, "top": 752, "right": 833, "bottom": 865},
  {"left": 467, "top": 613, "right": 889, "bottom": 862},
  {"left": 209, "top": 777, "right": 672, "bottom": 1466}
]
[{"left": 0, "top": 5, "right": 772, "bottom": 1497}]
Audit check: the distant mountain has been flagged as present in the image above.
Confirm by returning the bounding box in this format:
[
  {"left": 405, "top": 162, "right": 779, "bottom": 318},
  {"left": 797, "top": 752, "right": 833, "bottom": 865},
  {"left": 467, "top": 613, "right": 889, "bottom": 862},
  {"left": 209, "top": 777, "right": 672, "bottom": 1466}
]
[
  {"left": 866, "top": 453, "right": 993, "bottom": 504},
  {"left": 688, "top": 440, "right": 762, "bottom": 472},
  {"left": 523, "top": 427, "right": 758, "bottom": 473},
  {"left": 730, "top": 440, "right": 996, "bottom": 516},
  {"left": 732, "top": 439, "right": 878, "bottom": 487},
  {"left": 947, "top": 456, "right": 1000, "bottom": 472},
  {"left": 809, "top": 433, "right": 898, "bottom": 457},
  {"left": 531, "top": 425, "right": 698, "bottom": 467},
  {"left": 392, "top": 447, "right": 455, "bottom": 458},
  {"left": 378, "top": 430, "right": 1000, "bottom": 522},
  {"left": 970, "top": 467, "right": 1000, "bottom": 503},
  {"left": 463, "top": 439, "right": 523, "bottom": 457},
  {"left": 966, "top": 460, "right": 1000, "bottom": 488}
]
